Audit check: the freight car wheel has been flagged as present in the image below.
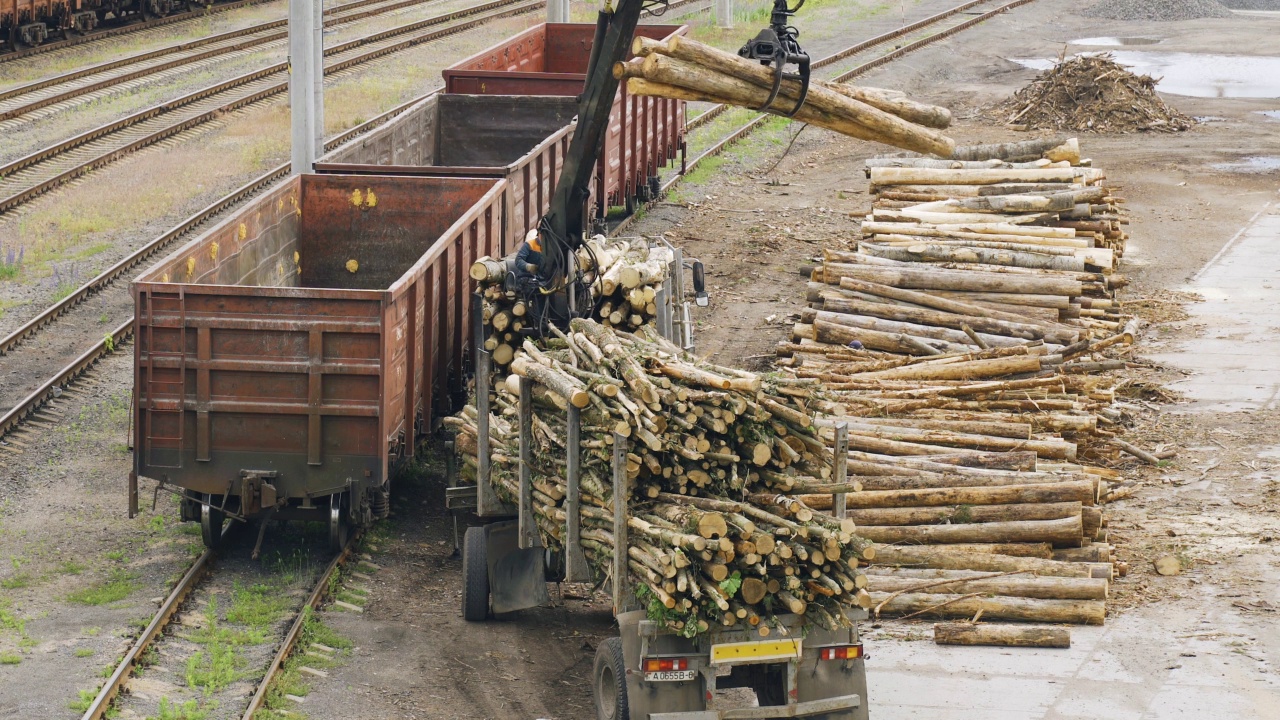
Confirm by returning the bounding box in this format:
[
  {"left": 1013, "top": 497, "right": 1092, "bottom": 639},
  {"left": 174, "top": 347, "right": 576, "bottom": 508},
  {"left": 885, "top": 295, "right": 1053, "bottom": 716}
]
[
  {"left": 329, "top": 493, "right": 351, "bottom": 552},
  {"left": 592, "top": 637, "right": 628, "bottom": 720},
  {"left": 461, "top": 526, "right": 489, "bottom": 621},
  {"left": 200, "top": 495, "right": 224, "bottom": 550}
]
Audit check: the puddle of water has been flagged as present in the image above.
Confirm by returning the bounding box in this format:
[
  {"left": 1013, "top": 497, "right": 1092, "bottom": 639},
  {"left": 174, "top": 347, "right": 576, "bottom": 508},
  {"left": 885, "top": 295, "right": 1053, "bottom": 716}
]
[
  {"left": 1012, "top": 51, "right": 1280, "bottom": 98},
  {"left": 1194, "top": 116, "right": 1227, "bottom": 123},
  {"left": 1071, "top": 36, "right": 1162, "bottom": 46},
  {"left": 1257, "top": 110, "right": 1280, "bottom": 120},
  {"left": 1212, "top": 156, "right": 1280, "bottom": 173}
]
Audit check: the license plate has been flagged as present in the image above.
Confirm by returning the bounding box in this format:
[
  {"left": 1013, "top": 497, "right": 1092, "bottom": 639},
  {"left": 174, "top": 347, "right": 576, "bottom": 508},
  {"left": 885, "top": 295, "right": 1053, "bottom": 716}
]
[{"left": 644, "top": 670, "right": 696, "bottom": 682}]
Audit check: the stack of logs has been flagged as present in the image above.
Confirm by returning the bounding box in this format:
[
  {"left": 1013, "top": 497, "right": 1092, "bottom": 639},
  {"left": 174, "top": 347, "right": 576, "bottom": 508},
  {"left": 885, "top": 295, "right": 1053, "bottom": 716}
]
[
  {"left": 449, "top": 319, "right": 883, "bottom": 636},
  {"left": 766, "top": 138, "right": 1157, "bottom": 637},
  {"left": 617, "top": 34, "right": 957, "bottom": 157},
  {"left": 470, "top": 235, "right": 674, "bottom": 368}
]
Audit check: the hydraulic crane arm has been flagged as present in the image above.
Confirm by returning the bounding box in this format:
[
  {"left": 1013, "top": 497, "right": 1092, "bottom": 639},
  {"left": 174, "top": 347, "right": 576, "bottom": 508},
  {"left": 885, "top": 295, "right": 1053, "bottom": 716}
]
[{"left": 535, "top": 1, "right": 649, "bottom": 291}]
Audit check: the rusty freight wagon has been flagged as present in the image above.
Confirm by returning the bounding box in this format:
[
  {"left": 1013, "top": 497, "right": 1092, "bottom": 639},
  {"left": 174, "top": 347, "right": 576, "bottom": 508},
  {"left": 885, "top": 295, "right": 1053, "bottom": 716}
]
[
  {"left": 2, "top": 0, "right": 93, "bottom": 47},
  {"left": 131, "top": 173, "right": 504, "bottom": 550},
  {"left": 442, "top": 22, "right": 687, "bottom": 223},
  {"left": 314, "top": 92, "right": 591, "bottom": 253}
]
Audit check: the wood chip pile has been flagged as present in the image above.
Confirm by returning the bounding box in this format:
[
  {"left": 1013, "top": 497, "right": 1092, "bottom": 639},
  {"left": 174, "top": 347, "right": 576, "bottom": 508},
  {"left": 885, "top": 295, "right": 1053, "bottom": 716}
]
[
  {"left": 771, "top": 137, "right": 1156, "bottom": 629},
  {"left": 999, "top": 54, "right": 1192, "bottom": 133},
  {"left": 449, "top": 319, "right": 881, "bottom": 637}
]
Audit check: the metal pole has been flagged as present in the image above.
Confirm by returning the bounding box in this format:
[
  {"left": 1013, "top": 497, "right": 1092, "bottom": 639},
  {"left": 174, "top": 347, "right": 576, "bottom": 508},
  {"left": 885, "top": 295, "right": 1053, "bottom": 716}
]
[
  {"left": 547, "top": 0, "right": 569, "bottom": 23},
  {"left": 612, "top": 432, "right": 629, "bottom": 612},
  {"left": 289, "top": 0, "right": 323, "bottom": 174},
  {"left": 715, "top": 0, "right": 733, "bottom": 28},
  {"left": 833, "top": 422, "right": 849, "bottom": 519},
  {"left": 564, "top": 405, "right": 591, "bottom": 582},
  {"left": 518, "top": 378, "right": 536, "bottom": 548}
]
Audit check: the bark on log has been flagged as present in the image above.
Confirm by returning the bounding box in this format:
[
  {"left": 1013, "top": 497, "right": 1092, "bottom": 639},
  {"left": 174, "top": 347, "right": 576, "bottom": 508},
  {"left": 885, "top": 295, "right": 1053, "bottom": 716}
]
[
  {"left": 830, "top": 501, "right": 1082, "bottom": 526},
  {"left": 867, "top": 573, "right": 1107, "bottom": 600},
  {"left": 868, "top": 546, "right": 1100, "bottom": 578},
  {"left": 933, "top": 623, "right": 1071, "bottom": 648},
  {"left": 854, "top": 515, "right": 1084, "bottom": 546},
  {"left": 819, "top": 263, "right": 1084, "bottom": 296},
  {"left": 843, "top": 481, "right": 1095, "bottom": 509},
  {"left": 869, "top": 592, "right": 1105, "bottom": 624},
  {"left": 949, "top": 137, "right": 1078, "bottom": 163}
]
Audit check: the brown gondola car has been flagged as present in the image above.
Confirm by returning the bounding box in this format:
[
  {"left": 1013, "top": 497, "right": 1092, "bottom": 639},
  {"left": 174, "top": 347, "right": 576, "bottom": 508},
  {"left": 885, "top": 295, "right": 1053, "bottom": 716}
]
[
  {"left": 313, "top": 92, "right": 591, "bottom": 251},
  {"left": 131, "top": 174, "right": 505, "bottom": 549},
  {"left": 442, "top": 22, "right": 687, "bottom": 223}
]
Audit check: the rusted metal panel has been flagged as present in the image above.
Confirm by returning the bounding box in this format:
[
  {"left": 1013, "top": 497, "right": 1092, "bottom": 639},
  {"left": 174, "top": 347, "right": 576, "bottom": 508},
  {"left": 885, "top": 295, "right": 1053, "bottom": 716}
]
[
  {"left": 316, "top": 93, "right": 582, "bottom": 252},
  {"left": 133, "top": 174, "right": 505, "bottom": 510},
  {"left": 442, "top": 22, "right": 687, "bottom": 218}
]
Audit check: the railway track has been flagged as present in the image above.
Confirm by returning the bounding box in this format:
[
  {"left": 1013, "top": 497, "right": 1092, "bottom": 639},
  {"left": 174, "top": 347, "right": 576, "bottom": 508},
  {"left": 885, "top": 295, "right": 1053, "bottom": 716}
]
[
  {"left": 0, "top": 0, "right": 1035, "bottom": 454},
  {"left": 0, "top": 0, "right": 458, "bottom": 124},
  {"left": 0, "top": 0, "right": 543, "bottom": 219},
  {"left": 78, "top": 526, "right": 362, "bottom": 720}
]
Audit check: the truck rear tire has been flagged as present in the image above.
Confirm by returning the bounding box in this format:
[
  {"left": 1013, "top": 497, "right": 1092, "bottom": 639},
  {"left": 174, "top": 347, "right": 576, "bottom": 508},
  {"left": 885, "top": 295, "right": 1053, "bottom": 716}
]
[
  {"left": 593, "top": 636, "right": 629, "bottom": 720},
  {"left": 462, "top": 526, "right": 489, "bottom": 621}
]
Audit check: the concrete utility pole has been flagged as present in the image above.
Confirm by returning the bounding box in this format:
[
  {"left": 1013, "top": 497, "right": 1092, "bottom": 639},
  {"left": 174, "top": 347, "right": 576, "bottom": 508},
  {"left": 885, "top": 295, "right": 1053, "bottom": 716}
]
[
  {"left": 289, "top": 0, "right": 324, "bottom": 174},
  {"left": 715, "top": 0, "right": 733, "bottom": 28},
  {"left": 547, "top": 0, "right": 569, "bottom": 23}
]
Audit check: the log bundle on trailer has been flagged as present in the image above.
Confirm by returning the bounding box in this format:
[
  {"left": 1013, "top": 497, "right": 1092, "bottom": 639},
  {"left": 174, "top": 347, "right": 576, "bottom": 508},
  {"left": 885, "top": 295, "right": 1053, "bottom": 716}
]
[{"left": 449, "top": 319, "right": 879, "bottom": 635}]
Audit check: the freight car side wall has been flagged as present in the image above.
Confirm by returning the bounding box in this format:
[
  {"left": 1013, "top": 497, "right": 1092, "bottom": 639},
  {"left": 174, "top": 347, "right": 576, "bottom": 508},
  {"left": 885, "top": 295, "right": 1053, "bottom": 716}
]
[{"left": 133, "top": 175, "right": 505, "bottom": 499}]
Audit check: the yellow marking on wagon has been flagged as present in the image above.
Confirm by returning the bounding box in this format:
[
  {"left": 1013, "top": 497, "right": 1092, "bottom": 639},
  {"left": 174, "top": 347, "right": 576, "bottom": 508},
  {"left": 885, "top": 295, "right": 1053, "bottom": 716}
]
[
  {"left": 210, "top": 242, "right": 219, "bottom": 261},
  {"left": 346, "top": 259, "right": 359, "bottom": 273},
  {"left": 186, "top": 257, "right": 196, "bottom": 277},
  {"left": 365, "top": 188, "right": 377, "bottom": 207},
  {"left": 238, "top": 223, "right": 247, "bottom": 241},
  {"left": 351, "top": 188, "right": 364, "bottom": 207},
  {"left": 709, "top": 639, "right": 802, "bottom": 665}
]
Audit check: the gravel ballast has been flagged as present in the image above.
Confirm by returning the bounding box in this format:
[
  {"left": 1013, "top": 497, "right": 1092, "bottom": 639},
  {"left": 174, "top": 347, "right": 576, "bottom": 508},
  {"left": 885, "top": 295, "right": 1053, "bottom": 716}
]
[{"left": 1084, "top": 0, "right": 1234, "bottom": 20}]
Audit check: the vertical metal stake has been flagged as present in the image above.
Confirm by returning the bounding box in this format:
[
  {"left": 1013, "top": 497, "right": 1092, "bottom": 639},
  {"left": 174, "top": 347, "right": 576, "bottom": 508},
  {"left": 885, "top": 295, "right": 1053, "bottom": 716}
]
[
  {"left": 564, "top": 406, "right": 591, "bottom": 582},
  {"left": 611, "top": 432, "right": 629, "bottom": 612},
  {"left": 518, "top": 378, "right": 536, "bottom": 549},
  {"left": 473, "top": 295, "right": 497, "bottom": 515},
  {"left": 833, "top": 422, "right": 849, "bottom": 519}
]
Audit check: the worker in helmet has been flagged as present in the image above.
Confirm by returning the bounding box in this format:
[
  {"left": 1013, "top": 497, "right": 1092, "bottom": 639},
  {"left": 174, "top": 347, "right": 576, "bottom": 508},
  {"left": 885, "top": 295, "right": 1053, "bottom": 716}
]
[{"left": 514, "top": 229, "right": 544, "bottom": 283}]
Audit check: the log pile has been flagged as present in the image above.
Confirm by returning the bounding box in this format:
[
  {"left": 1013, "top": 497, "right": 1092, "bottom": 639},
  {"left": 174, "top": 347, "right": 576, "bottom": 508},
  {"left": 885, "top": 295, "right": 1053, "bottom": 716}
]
[
  {"left": 470, "top": 235, "right": 674, "bottom": 368},
  {"left": 760, "top": 140, "right": 1157, "bottom": 634},
  {"left": 616, "top": 34, "right": 956, "bottom": 157},
  {"left": 448, "top": 319, "right": 881, "bottom": 636}
]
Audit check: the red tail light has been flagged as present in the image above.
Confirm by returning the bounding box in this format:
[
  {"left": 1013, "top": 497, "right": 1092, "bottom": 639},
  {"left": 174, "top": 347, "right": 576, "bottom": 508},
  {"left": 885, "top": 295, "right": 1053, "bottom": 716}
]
[
  {"left": 818, "top": 645, "right": 864, "bottom": 661},
  {"left": 643, "top": 657, "right": 689, "bottom": 672}
]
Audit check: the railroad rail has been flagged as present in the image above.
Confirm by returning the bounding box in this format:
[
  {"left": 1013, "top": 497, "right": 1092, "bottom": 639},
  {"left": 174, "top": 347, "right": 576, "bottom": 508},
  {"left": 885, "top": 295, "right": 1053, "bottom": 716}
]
[
  {"left": 0, "top": 0, "right": 1035, "bottom": 448},
  {"left": 0, "top": 0, "right": 274, "bottom": 63},
  {"left": 0, "top": 0, "right": 544, "bottom": 219},
  {"left": 0, "top": 0, "right": 457, "bottom": 123},
  {"left": 78, "top": 528, "right": 359, "bottom": 720}
]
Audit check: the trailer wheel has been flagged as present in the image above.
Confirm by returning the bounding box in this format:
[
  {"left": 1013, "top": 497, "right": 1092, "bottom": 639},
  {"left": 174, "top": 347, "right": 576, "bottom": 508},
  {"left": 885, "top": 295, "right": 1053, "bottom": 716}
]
[
  {"left": 462, "top": 526, "right": 489, "bottom": 621},
  {"left": 593, "top": 637, "right": 629, "bottom": 720},
  {"left": 200, "top": 494, "right": 224, "bottom": 550}
]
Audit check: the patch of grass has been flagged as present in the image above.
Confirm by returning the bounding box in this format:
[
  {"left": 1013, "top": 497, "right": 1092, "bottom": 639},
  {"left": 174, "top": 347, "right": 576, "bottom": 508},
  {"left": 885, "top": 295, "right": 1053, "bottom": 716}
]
[
  {"left": 0, "top": 600, "right": 25, "bottom": 636},
  {"left": 75, "top": 648, "right": 95, "bottom": 658},
  {"left": 261, "top": 608, "right": 352, "bottom": 714},
  {"left": 67, "top": 568, "right": 139, "bottom": 606},
  {"left": 226, "top": 582, "right": 292, "bottom": 630},
  {"left": 105, "top": 550, "right": 129, "bottom": 562},
  {"left": 185, "top": 640, "right": 243, "bottom": 692},
  {"left": 60, "top": 560, "right": 87, "bottom": 575},
  {"left": 72, "top": 242, "right": 113, "bottom": 260},
  {"left": 0, "top": 652, "right": 20, "bottom": 664},
  {"left": 147, "top": 515, "right": 166, "bottom": 533},
  {"left": 85, "top": 626, "right": 101, "bottom": 636},
  {"left": 0, "top": 573, "right": 32, "bottom": 589},
  {"left": 683, "top": 153, "right": 727, "bottom": 187},
  {"left": 149, "top": 698, "right": 209, "bottom": 720},
  {"left": 68, "top": 688, "right": 99, "bottom": 712},
  {"left": 177, "top": 523, "right": 202, "bottom": 536}
]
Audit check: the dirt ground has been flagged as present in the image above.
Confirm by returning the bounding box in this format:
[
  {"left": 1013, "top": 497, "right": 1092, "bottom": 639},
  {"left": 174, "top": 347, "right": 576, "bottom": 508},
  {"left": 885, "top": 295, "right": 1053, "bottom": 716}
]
[
  {"left": 3, "top": 0, "right": 1280, "bottom": 717},
  {"left": 281, "top": 3, "right": 1280, "bottom": 719}
]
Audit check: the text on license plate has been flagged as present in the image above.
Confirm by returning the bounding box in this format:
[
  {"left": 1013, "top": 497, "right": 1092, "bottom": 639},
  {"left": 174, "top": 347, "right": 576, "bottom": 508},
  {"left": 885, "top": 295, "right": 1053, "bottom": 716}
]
[{"left": 644, "top": 670, "right": 696, "bottom": 682}]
